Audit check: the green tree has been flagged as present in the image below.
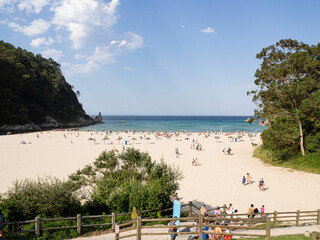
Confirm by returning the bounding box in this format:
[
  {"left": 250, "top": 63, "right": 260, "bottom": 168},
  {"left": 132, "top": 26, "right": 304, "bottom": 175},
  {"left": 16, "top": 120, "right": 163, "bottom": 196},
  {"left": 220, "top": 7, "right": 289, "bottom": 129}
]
[
  {"left": 249, "top": 39, "right": 320, "bottom": 157},
  {"left": 69, "top": 148, "right": 183, "bottom": 214}
]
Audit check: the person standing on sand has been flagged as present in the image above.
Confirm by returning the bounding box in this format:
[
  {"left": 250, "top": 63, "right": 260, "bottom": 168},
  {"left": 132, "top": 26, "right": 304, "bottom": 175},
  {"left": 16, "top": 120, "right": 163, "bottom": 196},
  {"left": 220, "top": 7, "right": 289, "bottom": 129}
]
[
  {"left": 259, "top": 178, "right": 265, "bottom": 191},
  {"left": 242, "top": 176, "right": 246, "bottom": 185},
  {"left": 246, "top": 173, "right": 252, "bottom": 184}
]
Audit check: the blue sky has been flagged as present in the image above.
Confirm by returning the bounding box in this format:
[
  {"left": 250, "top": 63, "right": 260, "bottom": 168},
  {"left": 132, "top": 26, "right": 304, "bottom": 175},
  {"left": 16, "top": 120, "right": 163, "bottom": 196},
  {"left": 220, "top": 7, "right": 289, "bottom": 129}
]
[{"left": 1, "top": 0, "right": 320, "bottom": 116}]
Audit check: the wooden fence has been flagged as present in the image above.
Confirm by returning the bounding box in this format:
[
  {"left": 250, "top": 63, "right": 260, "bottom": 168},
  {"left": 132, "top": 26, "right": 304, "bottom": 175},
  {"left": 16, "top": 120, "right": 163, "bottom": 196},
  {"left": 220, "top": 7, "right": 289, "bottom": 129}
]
[
  {"left": 2, "top": 201, "right": 320, "bottom": 239},
  {"left": 115, "top": 215, "right": 271, "bottom": 240}
]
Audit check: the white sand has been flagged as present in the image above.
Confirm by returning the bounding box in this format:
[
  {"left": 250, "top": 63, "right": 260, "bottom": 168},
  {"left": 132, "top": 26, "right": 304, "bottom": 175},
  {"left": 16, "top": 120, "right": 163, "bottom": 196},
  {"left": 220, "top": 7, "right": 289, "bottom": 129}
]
[{"left": 1, "top": 130, "right": 319, "bottom": 213}]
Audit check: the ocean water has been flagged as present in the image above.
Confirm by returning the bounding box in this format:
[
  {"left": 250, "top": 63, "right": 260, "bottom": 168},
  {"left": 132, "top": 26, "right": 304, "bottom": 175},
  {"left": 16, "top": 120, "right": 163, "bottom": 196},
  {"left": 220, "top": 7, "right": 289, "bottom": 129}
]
[{"left": 80, "top": 116, "right": 268, "bottom": 133}]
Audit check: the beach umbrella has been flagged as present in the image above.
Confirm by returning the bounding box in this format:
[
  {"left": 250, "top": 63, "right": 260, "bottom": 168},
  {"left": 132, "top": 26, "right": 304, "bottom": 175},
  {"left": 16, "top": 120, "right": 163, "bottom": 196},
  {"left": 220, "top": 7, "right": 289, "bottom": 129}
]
[
  {"left": 228, "top": 136, "right": 234, "bottom": 142},
  {"left": 116, "top": 136, "right": 122, "bottom": 144},
  {"left": 88, "top": 137, "right": 94, "bottom": 144},
  {"left": 214, "top": 136, "right": 220, "bottom": 143},
  {"left": 131, "top": 137, "right": 137, "bottom": 144},
  {"left": 145, "top": 137, "right": 151, "bottom": 144},
  {"left": 102, "top": 137, "right": 109, "bottom": 145}
]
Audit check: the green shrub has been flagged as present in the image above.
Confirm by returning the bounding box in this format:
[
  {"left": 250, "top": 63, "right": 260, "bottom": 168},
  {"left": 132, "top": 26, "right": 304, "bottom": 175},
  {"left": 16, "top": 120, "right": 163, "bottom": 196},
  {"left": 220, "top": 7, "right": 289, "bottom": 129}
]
[{"left": 0, "top": 176, "right": 81, "bottom": 221}]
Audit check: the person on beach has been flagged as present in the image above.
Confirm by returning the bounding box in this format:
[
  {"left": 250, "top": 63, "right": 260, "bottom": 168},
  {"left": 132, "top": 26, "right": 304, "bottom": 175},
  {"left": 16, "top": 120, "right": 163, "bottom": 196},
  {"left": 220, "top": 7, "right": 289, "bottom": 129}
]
[
  {"left": 215, "top": 207, "right": 221, "bottom": 219},
  {"left": 213, "top": 222, "right": 222, "bottom": 240},
  {"left": 227, "top": 203, "right": 234, "bottom": 217},
  {"left": 168, "top": 217, "right": 178, "bottom": 240},
  {"left": 195, "top": 158, "right": 199, "bottom": 166},
  {"left": 227, "top": 147, "right": 231, "bottom": 155},
  {"left": 259, "top": 178, "right": 265, "bottom": 191},
  {"left": 224, "top": 227, "right": 232, "bottom": 240},
  {"left": 192, "top": 158, "right": 195, "bottom": 166},
  {"left": 202, "top": 217, "right": 210, "bottom": 240},
  {"left": 242, "top": 176, "right": 246, "bottom": 185},
  {"left": 199, "top": 205, "right": 208, "bottom": 215},
  {"left": 259, "top": 205, "right": 265, "bottom": 217},
  {"left": 248, "top": 204, "right": 254, "bottom": 218},
  {"left": 246, "top": 173, "right": 252, "bottom": 184},
  {"left": 191, "top": 219, "right": 199, "bottom": 239}
]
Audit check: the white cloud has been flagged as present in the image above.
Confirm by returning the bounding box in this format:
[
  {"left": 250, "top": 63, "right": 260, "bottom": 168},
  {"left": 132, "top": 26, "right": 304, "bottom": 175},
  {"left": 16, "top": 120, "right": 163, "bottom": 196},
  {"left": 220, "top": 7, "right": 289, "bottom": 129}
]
[
  {"left": 51, "top": 0, "right": 120, "bottom": 49},
  {"left": 17, "top": 0, "right": 49, "bottom": 14},
  {"left": 200, "top": 27, "right": 215, "bottom": 33},
  {"left": 0, "top": 0, "right": 13, "bottom": 11},
  {"left": 62, "top": 61, "right": 100, "bottom": 76},
  {"left": 74, "top": 54, "right": 85, "bottom": 60},
  {"left": 64, "top": 32, "right": 143, "bottom": 75},
  {"left": 181, "top": 25, "right": 185, "bottom": 28},
  {"left": 30, "top": 37, "right": 55, "bottom": 48},
  {"left": 87, "top": 32, "right": 143, "bottom": 64},
  {"left": 41, "top": 48, "right": 63, "bottom": 61},
  {"left": 9, "top": 18, "right": 50, "bottom": 36},
  {"left": 123, "top": 66, "right": 133, "bottom": 71}
]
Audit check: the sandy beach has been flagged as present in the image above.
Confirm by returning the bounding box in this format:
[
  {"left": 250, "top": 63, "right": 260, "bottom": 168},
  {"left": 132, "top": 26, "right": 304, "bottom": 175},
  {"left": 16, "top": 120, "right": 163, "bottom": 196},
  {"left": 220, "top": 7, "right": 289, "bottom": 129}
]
[{"left": 1, "top": 130, "right": 320, "bottom": 213}]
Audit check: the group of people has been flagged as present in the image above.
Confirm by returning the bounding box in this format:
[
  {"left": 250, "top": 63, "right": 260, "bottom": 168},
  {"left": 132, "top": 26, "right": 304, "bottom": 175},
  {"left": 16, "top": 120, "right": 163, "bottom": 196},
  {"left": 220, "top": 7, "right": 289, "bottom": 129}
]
[
  {"left": 222, "top": 147, "right": 232, "bottom": 155},
  {"left": 168, "top": 217, "right": 232, "bottom": 240},
  {"left": 192, "top": 158, "right": 199, "bottom": 166},
  {"left": 242, "top": 173, "right": 265, "bottom": 191},
  {"left": 191, "top": 139, "right": 203, "bottom": 151},
  {"left": 248, "top": 204, "right": 265, "bottom": 218}
]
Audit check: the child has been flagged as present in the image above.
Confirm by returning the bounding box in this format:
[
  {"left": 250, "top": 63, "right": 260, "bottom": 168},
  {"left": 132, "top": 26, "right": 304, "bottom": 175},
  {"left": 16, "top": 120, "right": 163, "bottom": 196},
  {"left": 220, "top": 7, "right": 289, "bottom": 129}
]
[
  {"left": 259, "top": 205, "right": 265, "bottom": 217},
  {"left": 242, "top": 176, "right": 246, "bottom": 185}
]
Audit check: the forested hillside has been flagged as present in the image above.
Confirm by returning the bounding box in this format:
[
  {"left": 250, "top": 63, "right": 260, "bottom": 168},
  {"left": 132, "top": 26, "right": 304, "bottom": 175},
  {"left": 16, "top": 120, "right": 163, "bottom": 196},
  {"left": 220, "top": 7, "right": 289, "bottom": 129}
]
[{"left": 0, "top": 41, "right": 96, "bottom": 130}]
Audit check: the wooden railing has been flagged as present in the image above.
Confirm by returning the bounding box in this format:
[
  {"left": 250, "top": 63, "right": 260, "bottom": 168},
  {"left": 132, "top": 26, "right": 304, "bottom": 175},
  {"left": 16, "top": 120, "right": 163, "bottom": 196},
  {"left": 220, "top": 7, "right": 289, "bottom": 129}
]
[
  {"left": 2, "top": 201, "right": 320, "bottom": 239},
  {"left": 115, "top": 215, "right": 271, "bottom": 240}
]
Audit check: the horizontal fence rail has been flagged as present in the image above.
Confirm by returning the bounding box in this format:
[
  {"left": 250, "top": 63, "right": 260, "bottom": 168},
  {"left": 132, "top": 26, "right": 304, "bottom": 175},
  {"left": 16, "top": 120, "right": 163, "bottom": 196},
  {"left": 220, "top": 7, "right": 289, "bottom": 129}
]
[{"left": 2, "top": 201, "right": 320, "bottom": 239}]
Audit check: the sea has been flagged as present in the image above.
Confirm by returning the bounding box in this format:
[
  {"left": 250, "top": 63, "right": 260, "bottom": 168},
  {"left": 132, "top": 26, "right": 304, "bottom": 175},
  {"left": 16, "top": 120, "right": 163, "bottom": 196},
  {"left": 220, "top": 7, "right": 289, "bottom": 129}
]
[{"left": 79, "top": 116, "right": 268, "bottom": 133}]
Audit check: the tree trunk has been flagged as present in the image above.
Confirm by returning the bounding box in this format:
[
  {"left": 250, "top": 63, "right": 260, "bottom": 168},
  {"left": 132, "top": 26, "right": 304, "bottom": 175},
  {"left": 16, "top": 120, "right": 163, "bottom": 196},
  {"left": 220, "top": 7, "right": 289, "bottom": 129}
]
[{"left": 297, "top": 118, "right": 305, "bottom": 156}]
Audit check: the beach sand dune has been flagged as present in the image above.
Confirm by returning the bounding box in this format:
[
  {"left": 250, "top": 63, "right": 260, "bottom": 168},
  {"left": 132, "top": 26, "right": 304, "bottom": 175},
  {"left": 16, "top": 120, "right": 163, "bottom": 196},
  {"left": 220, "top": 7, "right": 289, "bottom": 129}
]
[{"left": 1, "top": 131, "right": 319, "bottom": 213}]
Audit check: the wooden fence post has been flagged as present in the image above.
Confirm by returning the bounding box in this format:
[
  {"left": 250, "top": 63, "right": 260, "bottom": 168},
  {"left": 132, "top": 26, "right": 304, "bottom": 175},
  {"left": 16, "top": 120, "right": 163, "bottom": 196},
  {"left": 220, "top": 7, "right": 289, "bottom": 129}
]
[
  {"left": 77, "top": 214, "right": 81, "bottom": 235},
  {"left": 273, "top": 211, "right": 277, "bottom": 227},
  {"left": 136, "top": 216, "right": 141, "bottom": 240},
  {"left": 317, "top": 209, "right": 320, "bottom": 225},
  {"left": 112, "top": 212, "right": 116, "bottom": 232},
  {"left": 311, "top": 231, "right": 320, "bottom": 240},
  {"left": 189, "top": 201, "right": 192, "bottom": 217},
  {"left": 115, "top": 232, "right": 119, "bottom": 240},
  {"left": 35, "top": 217, "right": 40, "bottom": 236},
  {"left": 199, "top": 214, "right": 203, "bottom": 240},
  {"left": 296, "top": 210, "right": 300, "bottom": 226},
  {"left": 266, "top": 217, "right": 271, "bottom": 240}
]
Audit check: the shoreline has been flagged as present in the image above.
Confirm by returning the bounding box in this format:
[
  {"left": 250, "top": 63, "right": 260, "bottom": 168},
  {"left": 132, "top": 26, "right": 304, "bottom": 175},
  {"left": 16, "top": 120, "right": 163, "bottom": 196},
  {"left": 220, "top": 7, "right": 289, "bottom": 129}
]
[{"left": 1, "top": 130, "right": 319, "bottom": 213}]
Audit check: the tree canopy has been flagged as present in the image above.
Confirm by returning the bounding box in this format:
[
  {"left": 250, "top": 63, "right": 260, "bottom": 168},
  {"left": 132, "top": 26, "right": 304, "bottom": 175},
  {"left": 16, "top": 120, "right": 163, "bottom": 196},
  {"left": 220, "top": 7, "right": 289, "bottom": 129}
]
[
  {"left": 249, "top": 39, "right": 320, "bottom": 160},
  {"left": 0, "top": 41, "right": 91, "bottom": 126},
  {"left": 69, "top": 148, "right": 183, "bottom": 214}
]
